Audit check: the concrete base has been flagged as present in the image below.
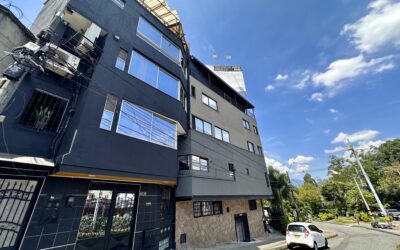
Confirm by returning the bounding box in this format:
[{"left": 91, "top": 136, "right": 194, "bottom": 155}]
[{"left": 175, "top": 199, "right": 265, "bottom": 249}]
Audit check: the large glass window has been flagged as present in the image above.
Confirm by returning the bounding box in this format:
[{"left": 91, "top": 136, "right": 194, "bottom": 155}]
[
  {"left": 137, "top": 17, "right": 181, "bottom": 62},
  {"left": 214, "top": 127, "right": 230, "bottom": 143},
  {"left": 116, "top": 100, "right": 177, "bottom": 149},
  {"left": 191, "top": 155, "right": 208, "bottom": 171},
  {"left": 194, "top": 117, "right": 212, "bottom": 135},
  {"left": 128, "top": 51, "right": 181, "bottom": 100}
]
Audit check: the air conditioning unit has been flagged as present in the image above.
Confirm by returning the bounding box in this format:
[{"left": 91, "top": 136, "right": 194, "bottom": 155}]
[
  {"left": 42, "top": 43, "right": 80, "bottom": 78},
  {"left": 77, "top": 22, "right": 101, "bottom": 54}
]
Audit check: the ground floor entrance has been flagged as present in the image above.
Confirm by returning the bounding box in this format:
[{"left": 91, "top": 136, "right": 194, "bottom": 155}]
[
  {"left": 75, "top": 183, "right": 139, "bottom": 250},
  {"left": 234, "top": 213, "right": 250, "bottom": 242}
]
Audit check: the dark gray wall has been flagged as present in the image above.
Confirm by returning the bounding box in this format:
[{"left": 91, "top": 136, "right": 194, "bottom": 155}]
[
  {"left": 176, "top": 130, "right": 272, "bottom": 199},
  {"left": 55, "top": 0, "right": 188, "bottom": 182}
]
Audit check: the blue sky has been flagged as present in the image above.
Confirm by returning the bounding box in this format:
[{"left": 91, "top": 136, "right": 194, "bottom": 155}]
[{"left": 11, "top": 0, "right": 400, "bottom": 182}]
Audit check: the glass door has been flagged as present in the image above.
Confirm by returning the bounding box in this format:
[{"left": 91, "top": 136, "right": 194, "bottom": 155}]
[{"left": 76, "top": 186, "right": 138, "bottom": 250}]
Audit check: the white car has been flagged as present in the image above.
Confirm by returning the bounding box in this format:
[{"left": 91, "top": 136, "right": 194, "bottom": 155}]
[{"left": 286, "top": 222, "right": 328, "bottom": 249}]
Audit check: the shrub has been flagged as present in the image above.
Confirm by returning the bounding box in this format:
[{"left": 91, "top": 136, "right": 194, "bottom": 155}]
[
  {"left": 359, "top": 213, "right": 372, "bottom": 222},
  {"left": 318, "top": 212, "right": 335, "bottom": 221},
  {"left": 396, "top": 243, "right": 400, "bottom": 250}
]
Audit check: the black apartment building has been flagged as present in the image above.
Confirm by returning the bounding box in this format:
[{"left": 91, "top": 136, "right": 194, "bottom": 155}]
[{"left": 0, "top": 0, "right": 188, "bottom": 249}]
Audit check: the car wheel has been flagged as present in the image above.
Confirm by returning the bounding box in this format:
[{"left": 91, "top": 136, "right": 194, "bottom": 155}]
[
  {"left": 287, "top": 245, "right": 294, "bottom": 250},
  {"left": 325, "top": 238, "right": 329, "bottom": 249},
  {"left": 313, "top": 241, "right": 318, "bottom": 250}
]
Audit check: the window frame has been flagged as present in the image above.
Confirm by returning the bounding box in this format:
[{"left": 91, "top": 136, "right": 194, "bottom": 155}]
[
  {"left": 115, "top": 48, "right": 128, "bottom": 71},
  {"left": 193, "top": 116, "right": 212, "bottom": 135},
  {"left": 99, "top": 94, "right": 118, "bottom": 131},
  {"left": 136, "top": 16, "right": 182, "bottom": 64},
  {"left": 191, "top": 85, "right": 196, "bottom": 97},
  {"left": 128, "top": 50, "right": 182, "bottom": 102},
  {"left": 242, "top": 119, "right": 250, "bottom": 130},
  {"left": 190, "top": 155, "right": 209, "bottom": 172},
  {"left": 257, "top": 146, "right": 263, "bottom": 156},
  {"left": 214, "top": 126, "right": 230, "bottom": 143},
  {"left": 228, "top": 163, "right": 235, "bottom": 180},
  {"left": 193, "top": 201, "right": 223, "bottom": 218},
  {"left": 248, "top": 200, "right": 257, "bottom": 210},
  {"left": 201, "top": 93, "right": 218, "bottom": 111},
  {"left": 253, "top": 125, "right": 258, "bottom": 134},
  {"left": 116, "top": 100, "right": 178, "bottom": 149},
  {"left": 247, "top": 141, "right": 255, "bottom": 153}
]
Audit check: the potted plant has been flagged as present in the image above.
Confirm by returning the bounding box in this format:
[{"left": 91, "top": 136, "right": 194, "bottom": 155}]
[{"left": 34, "top": 106, "right": 53, "bottom": 130}]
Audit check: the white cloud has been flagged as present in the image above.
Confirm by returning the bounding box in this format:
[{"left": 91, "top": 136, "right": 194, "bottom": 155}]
[
  {"left": 265, "top": 85, "right": 276, "bottom": 91},
  {"left": 342, "top": 139, "right": 386, "bottom": 159},
  {"left": 294, "top": 70, "right": 311, "bottom": 89},
  {"left": 342, "top": 0, "right": 400, "bottom": 53},
  {"left": 323, "top": 129, "right": 331, "bottom": 135},
  {"left": 310, "top": 92, "right": 324, "bottom": 102},
  {"left": 264, "top": 156, "right": 289, "bottom": 173},
  {"left": 331, "top": 130, "right": 380, "bottom": 144},
  {"left": 375, "top": 62, "right": 395, "bottom": 72},
  {"left": 288, "top": 155, "right": 315, "bottom": 165},
  {"left": 329, "top": 108, "right": 339, "bottom": 113},
  {"left": 312, "top": 55, "right": 394, "bottom": 89},
  {"left": 275, "top": 74, "right": 288, "bottom": 81},
  {"left": 324, "top": 146, "right": 347, "bottom": 154}
]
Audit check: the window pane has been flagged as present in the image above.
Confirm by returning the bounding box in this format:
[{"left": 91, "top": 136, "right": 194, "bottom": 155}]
[
  {"left": 194, "top": 118, "right": 203, "bottom": 133},
  {"left": 191, "top": 156, "right": 200, "bottom": 170},
  {"left": 129, "top": 51, "right": 158, "bottom": 87},
  {"left": 214, "top": 127, "right": 222, "bottom": 140},
  {"left": 137, "top": 17, "right": 162, "bottom": 46},
  {"left": 115, "top": 49, "right": 127, "bottom": 70},
  {"left": 158, "top": 69, "right": 179, "bottom": 99},
  {"left": 222, "top": 130, "right": 230, "bottom": 143},
  {"left": 202, "top": 202, "right": 213, "bottom": 216},
  {"left": 209, "top": 99, "right": 217, "bottom": 110},
  {"left": 193, "top": 202, "right": 202, "bottom": 217},
  {"left": 78, "top": 190, "right": 113, "bottom": 240},
  {"left": 202, "top": 94, "right": 208, "bottom": 105},
  {"left": 117, "top": 101, "right": 152, "bottom": 142},
  {"left": 203, "top": 121, "right": 212, "bottom": 135},
  {"left": 100, "top": 110, "right": 114, "bottom": 130},
  {"left": 161, "top": 36, "right": 180, "bottom": 61},
  {"left": 111, "top": 193, "right": 135, "bottom": 235},
  {"left": 151, "top": 115, "right": 176, "bottom": 148},
  {"left": 248, "top": 142, "right": 254, "bottom": 152},
  {"left": 200, "top": 158, "right": 208, "bottom": 171}
]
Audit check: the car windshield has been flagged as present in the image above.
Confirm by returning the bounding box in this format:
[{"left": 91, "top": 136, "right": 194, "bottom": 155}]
[{"left": 288, "top": 225, "right": 306, "bottom": 232}]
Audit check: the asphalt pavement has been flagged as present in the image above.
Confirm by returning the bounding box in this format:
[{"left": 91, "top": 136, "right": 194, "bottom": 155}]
[{"left": 312, "top": 221, "right": 400, "bottom": 250}]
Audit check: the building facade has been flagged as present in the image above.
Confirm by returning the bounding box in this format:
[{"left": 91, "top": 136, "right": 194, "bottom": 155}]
[
  {"left": 175, "top": 57, "right": 272, "bottom": 248},
  {"left": 0, "top": 0, "right": 188, "bottom": 249}
]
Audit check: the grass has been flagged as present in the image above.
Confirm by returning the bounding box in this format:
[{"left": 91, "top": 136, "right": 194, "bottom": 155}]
[
  {"left": 397, "top": 243, "right": 400, "bottom": 250},
  {"left": 330, "top": 217, "right": 356, "bottom": 224}
]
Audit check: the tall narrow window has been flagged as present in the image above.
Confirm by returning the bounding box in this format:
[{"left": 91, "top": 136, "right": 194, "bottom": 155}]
[
  {"left": 248, "top": 200, "right": 257, "bottom": 210},
  {"left": 253, "top": 125, "right": 258, "bottom": 134},
  {"left": 137, "top": 17, "right": 181, "bottom": 62},
  {"left": 228, "top": 163, "right": 235, "bottom": 180},
  {"left": 100, "top": 94, "right": 118, "bottom": 131},
  {"left": 128, "top": 51, "right": 181, "bottom": 100},
  {"left": 194, "top": 116, "right": 212, "bottom": 135},
  {"left": 115, "top": 48, "right": 128, "bottom": 71},
  {"left": 246, "top": 168, "right": 250, "bottom": 176},
  {"left": 242, "top": 119, "right": 250, "bottom": 130},
  {"left": 257, "top": 146, "right": 263, "bottom": 155},
  {"left": 191, "top": 86, "right": 196, "bottom": 97},
  {"left": 116, "top": 100, "right": 177, "bottom": 149},
  {"left": 247, "top": 141, "right": 255, "bottom": 153},
  {"left": 265, "top": 172, "right": 270, "bottom": 187}
]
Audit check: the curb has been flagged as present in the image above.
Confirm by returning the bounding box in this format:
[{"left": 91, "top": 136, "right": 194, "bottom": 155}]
[
  {"left": 258, "top": 233, "right": 338, "bottom": 250},
  {"left": 350, "top": 225, "right": 400, "bottom": 237}
]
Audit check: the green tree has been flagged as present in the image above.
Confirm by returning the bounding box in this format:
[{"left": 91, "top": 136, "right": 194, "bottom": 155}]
[
  {"left": 303, "top": 173, "right": 317, "bottom": 186},
  {"left": 320, "top": 180, "right": 350, "bottom": 215},
  {"left": 345, "top": 188, "right": 375, "bottom": 213},
  {"left": 297, "top": 183, "right": 322, "bottom": 216},
  {"left": 377, "top": 165, "right": 400, "bottom": 207}
]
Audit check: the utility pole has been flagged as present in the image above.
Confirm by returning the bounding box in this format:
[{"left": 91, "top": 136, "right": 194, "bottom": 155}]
[
  {"left": 353, "top": 176, "right": 370, "bottom": 212},
  {"left": 347, "top": 140, "right": 387, "bottom": 216},
  {"left": 286, "top": 171, "right": 300, "bottom": 221}
]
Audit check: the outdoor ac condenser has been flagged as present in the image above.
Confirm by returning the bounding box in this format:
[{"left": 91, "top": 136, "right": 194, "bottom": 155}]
[
  {"left": 77, "top": 22, "right": 101, "bottom": 54},
  {"left": 42, "top": 43, "right": 80, "bottom": 78}
]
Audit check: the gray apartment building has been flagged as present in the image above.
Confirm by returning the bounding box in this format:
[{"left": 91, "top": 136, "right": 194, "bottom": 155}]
[{"left": 175, "top": 57, "right": 273, "bottom": 248}]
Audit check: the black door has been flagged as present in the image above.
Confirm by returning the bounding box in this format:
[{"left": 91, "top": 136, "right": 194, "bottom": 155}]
[
  {"left": 234, "top": 213, "right": 250, "bottom": 242},
  {"left": 76, "top": 184, "right": 139, "bottom": 250}
]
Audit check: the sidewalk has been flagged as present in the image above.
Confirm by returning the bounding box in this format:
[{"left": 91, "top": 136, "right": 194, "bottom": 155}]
[
  {"left": 257, "top": 231, "right": 338, "bottom": 250},
  {"left": 349, "top": 221, "right": 400, "bottom": 236}
]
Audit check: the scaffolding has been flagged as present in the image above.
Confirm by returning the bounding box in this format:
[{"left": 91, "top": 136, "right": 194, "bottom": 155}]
[{"left": 137, "top": 0, "right": 188, "bottom": 50}]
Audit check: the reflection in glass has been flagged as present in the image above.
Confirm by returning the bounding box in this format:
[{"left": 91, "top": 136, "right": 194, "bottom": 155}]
[
  {"left": 77, "top": 190, "right": 113, "bottom": 240},
  {"left": 111, "top": 193, "right": 135, "bottom": 235}
]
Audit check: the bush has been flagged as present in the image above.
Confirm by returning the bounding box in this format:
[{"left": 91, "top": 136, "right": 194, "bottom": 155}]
[
  {"left": 397, "top": 243, "right": 400, "bottom": 250},
  {"left": 359, "top": 213, "right": 372, "bottom": 222},
  {"left": 318, "top": 212, "right": 335, "bottom": 221}
]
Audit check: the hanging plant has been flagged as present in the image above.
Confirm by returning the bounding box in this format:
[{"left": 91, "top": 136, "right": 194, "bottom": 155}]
[{"left": 34, "top": 106, "right": 53, "bottom": 130}]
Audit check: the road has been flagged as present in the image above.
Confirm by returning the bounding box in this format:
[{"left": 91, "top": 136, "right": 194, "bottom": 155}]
[{"left": 311, "top": 222, "right": 400, "bottom": 250}]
